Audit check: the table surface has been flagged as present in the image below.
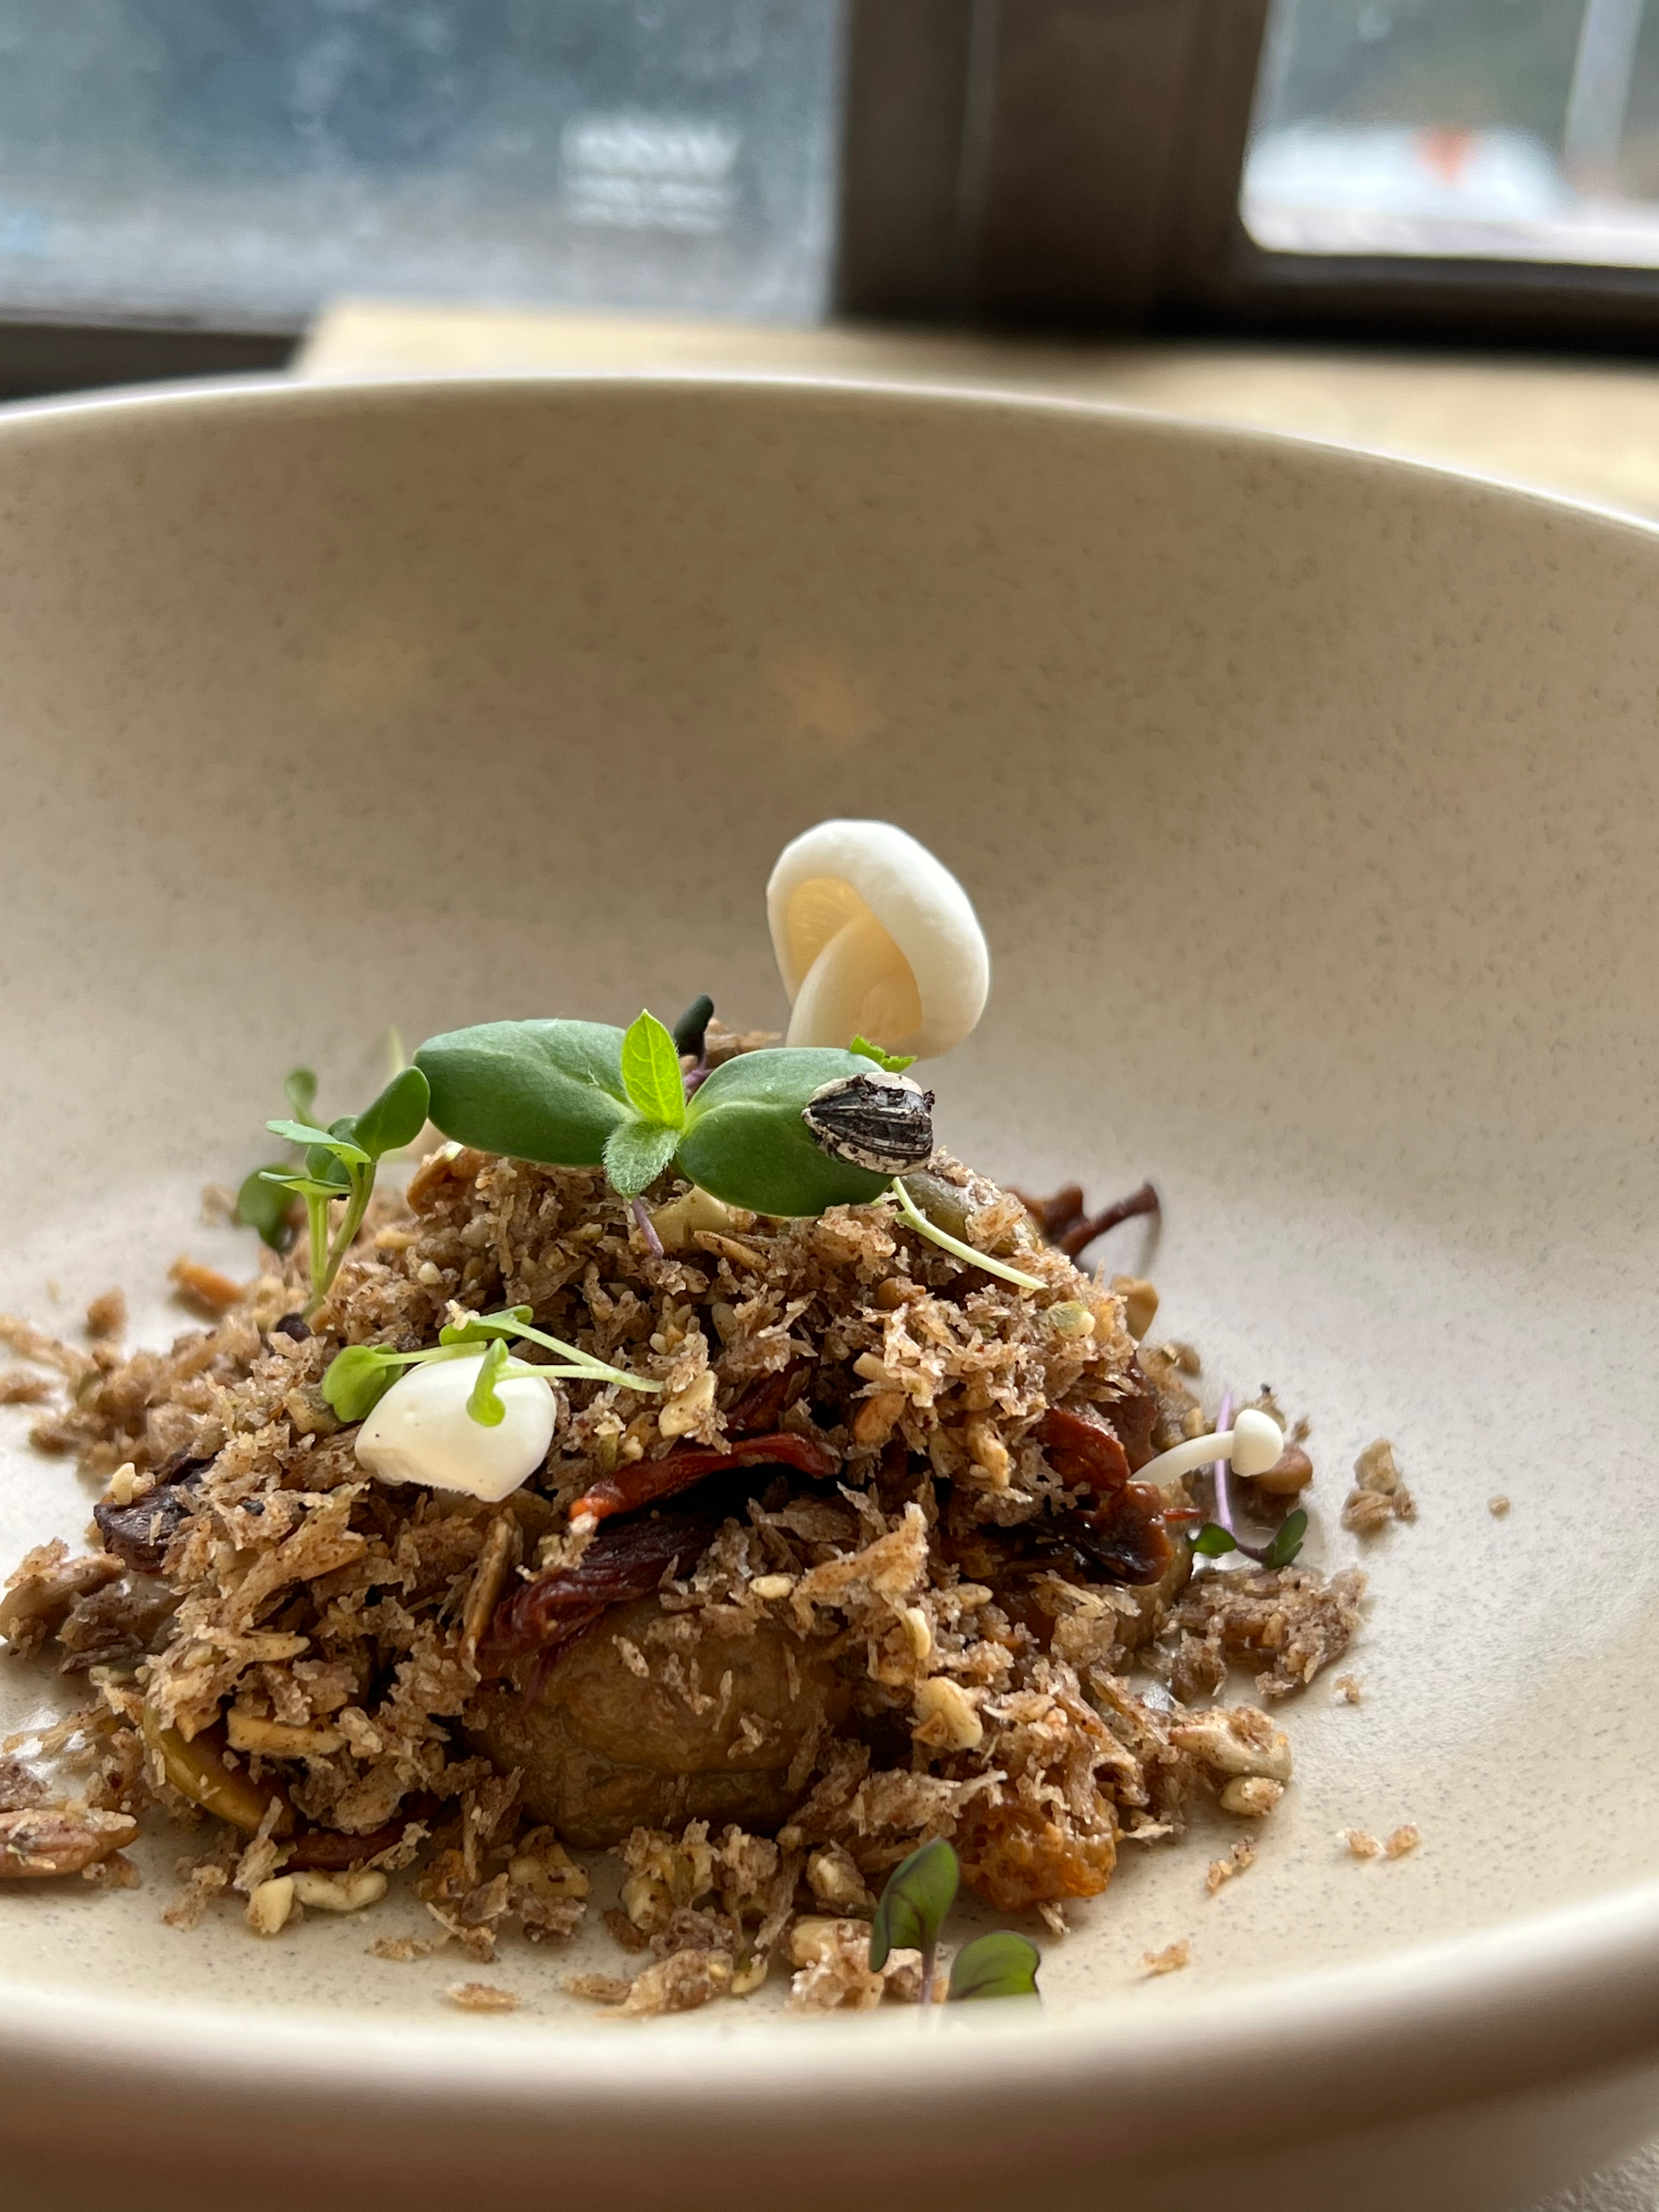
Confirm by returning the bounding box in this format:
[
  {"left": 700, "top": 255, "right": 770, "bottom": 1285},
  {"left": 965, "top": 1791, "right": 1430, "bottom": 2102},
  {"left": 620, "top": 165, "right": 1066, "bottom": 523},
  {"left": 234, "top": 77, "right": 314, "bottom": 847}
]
[
  {"left": 298, "top": 300, "right": 1659, "bottom": 528},
  {"left": 297, "top": 300, "right": 1659, "bottom": 2210}
]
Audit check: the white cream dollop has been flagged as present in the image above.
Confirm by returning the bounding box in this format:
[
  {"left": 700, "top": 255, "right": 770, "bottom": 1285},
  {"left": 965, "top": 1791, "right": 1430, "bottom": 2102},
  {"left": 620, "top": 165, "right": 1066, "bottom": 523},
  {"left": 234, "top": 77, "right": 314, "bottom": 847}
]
[
  {"left": 766, "top": 819, "right": 989, "bottom": 1062},
  {"left": 354, "top": 1352, "right": 557, "bottom": 1503}
]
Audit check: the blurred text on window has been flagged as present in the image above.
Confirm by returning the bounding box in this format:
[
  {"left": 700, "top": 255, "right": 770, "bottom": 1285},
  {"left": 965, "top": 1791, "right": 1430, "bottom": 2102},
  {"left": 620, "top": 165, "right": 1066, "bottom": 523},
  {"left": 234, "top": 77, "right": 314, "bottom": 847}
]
[{"left": 0, "top": 0, "right": 840, "bottom": 329}]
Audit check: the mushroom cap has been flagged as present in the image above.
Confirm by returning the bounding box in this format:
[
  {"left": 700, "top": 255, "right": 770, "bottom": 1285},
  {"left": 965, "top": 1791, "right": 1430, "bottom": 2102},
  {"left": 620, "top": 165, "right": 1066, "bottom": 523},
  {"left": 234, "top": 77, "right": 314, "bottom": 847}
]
[
  {"left": 1230, "top": 1408, "right": 1286, "bottom": 1480},
  {"left": 766, "top": 819, "right": 990, "bottom": 1061},
  {"left": 356, "top": 1353, "right": 557, "bottom": 1503}
]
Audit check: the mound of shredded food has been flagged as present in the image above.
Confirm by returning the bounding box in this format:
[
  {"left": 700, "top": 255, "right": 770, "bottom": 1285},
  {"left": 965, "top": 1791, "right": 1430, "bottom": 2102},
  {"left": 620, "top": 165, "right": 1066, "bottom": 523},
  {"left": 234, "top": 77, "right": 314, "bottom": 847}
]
[
  {"left": 1, "top": 822, "right": 1385, "bottom": 2015},
  {"left": 0, "top": 1120, "right": 1364, "bottom": 2013}
]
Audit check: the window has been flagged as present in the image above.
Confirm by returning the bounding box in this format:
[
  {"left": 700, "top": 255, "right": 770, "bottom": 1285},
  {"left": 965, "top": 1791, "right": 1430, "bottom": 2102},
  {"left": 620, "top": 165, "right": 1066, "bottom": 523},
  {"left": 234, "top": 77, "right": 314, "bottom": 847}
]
[
  {"left": 0, "top": 0, "right": 840, "bottom": 332},
  {"left": 0, "top": 0, "right": 1655, "bottom": 395},
  {"left": 1244, "top": 0, "right": 1659, "bottom": 269}
]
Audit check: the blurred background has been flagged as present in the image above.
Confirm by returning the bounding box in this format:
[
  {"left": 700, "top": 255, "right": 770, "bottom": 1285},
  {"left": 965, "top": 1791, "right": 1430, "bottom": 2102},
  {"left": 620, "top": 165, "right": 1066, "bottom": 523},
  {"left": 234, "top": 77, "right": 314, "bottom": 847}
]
[{"left": 1, "top": 0, "right": 1657, "bottom": 520}]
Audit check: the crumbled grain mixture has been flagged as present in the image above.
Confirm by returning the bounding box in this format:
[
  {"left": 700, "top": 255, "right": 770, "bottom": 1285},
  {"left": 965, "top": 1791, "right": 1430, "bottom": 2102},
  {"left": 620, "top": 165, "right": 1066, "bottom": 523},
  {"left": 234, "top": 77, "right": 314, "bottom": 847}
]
[
  {"left": 1205, "top": 1839, "right": 1256, "bottom": 1894},
  {"left": 1342, "top": 1438, "right": 1415, "bottom": 1533},
  {"left": 1140, "top": 1939, "right": 1191, "bottom": 1976},
  {"left": 0, "top": 1113, "right": 1374, "bottom": 2011},
  {"left": 1341, "top": 1829, "right": 1383, "bottom": 1860},
  {"left": 1384, "top": 1824, "right": 1420, "bottom": 1859},
  {"left": 446, "top": 1979, "right": 518, "bottom": 2013}
]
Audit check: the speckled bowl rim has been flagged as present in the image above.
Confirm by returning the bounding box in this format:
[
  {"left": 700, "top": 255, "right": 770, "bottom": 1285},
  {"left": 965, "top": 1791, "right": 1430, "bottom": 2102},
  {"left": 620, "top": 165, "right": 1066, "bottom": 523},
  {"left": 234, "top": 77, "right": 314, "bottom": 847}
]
[{"left": 0, "top": 370, "right": 1656, "bottom": 2149}]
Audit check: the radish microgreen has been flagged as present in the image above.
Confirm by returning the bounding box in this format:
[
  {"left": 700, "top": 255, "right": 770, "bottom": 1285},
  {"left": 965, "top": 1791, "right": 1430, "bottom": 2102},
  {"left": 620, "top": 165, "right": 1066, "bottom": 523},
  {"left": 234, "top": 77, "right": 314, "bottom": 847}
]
[
  {"left": 320, "top": 1305, "right": 662, "bottom": 1426},
  {"left": 259, "top": 1064, "right": 430, "bottom": 1315},
  {"left": 868, "top": 1838, "right": 1043, "bottom": 2007}
]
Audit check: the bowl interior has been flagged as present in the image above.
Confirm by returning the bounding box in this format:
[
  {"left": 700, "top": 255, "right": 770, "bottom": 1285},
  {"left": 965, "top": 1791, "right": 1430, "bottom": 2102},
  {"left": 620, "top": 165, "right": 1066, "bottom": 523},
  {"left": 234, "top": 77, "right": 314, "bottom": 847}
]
[{"left": 1, "top": 375, "right": 1657, "bottom": 2039}]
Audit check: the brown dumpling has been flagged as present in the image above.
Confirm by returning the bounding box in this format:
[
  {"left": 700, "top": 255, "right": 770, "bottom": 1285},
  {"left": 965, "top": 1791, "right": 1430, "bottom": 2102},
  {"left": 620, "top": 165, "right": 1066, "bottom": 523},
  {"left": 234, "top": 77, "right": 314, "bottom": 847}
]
[{"left": 466, "top": 1596, "right": 848, "bottom": 1850}]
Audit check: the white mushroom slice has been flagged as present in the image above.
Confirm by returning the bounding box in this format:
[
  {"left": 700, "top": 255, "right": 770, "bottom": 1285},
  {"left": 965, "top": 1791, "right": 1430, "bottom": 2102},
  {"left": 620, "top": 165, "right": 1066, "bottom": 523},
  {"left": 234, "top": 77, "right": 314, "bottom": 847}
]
[
  {"left": 355, "top": 1352, "right": 556, "bottom": 1503},
  {"left": 1133, "top": 1408, "right": 1286, "bottom": 1491},
  {"left": 766, "top": 819, "right": 989, "bottom": 1062}
]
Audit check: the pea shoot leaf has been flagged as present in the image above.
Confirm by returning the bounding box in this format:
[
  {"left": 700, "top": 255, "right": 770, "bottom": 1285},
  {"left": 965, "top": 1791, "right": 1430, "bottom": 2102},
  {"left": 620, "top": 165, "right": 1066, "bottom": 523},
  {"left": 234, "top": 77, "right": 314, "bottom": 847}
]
[
  {"left": 620, "top": 1011, "right": 687, "bottom": 1130},
  {"left": 850, "top": 1035, "right": 917, "bottom": 1074},
  {"left": 259, "top": 1169, "right": 352, "bottom": 1203},
  {"left": 321, "top": 1345, "right": 407, "bottom": 1423},
  {"left": 266, "top": 1119, "right": 372, "bottom": 1170},
  {"left": 869, "top": 1837, "right": 959, "bottom": 1971},
  {"left": 439, "top": 1305, "right": 535, "bottom": 1347},
  {"left": 236, "top": 1164, "right": 298, "bottom": 1252},
  {"left": 1262, "top": 1509, "right": 1308, "bottom": 1570},
  {"left": 466, "top": 1338, "right": 511, "bottom": 1427},
  {"left": 284, "top": 1068, "right": 319, "bottom": 1122},
  {"left": 1192, "top": 1522, "right": 1238, "bottom": 1558},
  {"left": 349, "top": 1064, "right": 431, "bottom": 1161},
  {"left": 947, "top": 1931, "right": 1041, "bottom": 2002},
  {"left": 601, "top": 1118, "right": 681, "bottom": 1202}
]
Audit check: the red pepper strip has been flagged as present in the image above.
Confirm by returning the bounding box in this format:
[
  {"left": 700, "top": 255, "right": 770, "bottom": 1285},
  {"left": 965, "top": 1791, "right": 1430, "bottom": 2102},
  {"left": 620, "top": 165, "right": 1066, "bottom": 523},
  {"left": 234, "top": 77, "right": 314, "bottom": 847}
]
[
  {"left": 573, "top": 1430, "right": 836, "bottom": 1524},
  {"left": 1035, "top": 1406, "right": 1131, "bottom": 1492}
]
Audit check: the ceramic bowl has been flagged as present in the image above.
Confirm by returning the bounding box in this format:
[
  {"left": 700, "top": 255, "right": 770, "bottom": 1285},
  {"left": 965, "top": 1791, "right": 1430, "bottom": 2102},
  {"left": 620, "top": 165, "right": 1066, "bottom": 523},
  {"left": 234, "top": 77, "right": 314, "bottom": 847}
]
[{"left": 1, "top": 375, "right": 1657, "bottom": 2212}]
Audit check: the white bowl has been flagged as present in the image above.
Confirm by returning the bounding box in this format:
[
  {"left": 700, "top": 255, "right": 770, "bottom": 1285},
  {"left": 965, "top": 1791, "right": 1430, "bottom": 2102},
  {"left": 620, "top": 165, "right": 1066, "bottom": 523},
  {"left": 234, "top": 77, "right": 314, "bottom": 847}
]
[{"left": 2, "top": 374, "right": 1657, "bottom": 2212}]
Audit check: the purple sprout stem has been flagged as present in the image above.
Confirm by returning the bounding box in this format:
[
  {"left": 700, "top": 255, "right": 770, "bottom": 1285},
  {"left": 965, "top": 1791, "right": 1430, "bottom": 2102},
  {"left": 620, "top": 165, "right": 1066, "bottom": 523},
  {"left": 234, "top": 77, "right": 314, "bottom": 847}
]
[
  {"left": 681, "top": 1051, "right": 710, "bottom": 1099},
  {"left": 1210, "top": 1387, "right": 1277, "bottom": 1565},
  {"left": 1211, "top": 1390, "right": 1239, "bottom": 1541},
  {"left": 631, "top": 1197, "right": 665, "bottom": 1259},
  {"left": 919, "top": 1939, "right": 936, "bottom": 2015}
]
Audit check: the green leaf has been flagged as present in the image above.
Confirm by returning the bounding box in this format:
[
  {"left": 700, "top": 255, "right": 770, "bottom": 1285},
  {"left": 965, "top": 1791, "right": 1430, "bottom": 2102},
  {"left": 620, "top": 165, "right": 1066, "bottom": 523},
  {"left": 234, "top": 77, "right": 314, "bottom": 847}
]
[
  {"left": 415, "top": 1019, "right": 632, "bottom": 1167},
  {"left": 259, "top": 1169, "right": 348, "bottom": 1203},
  {"left": 351, "top": 1064, "right": 431, "bottom": 1161},
  {"left": 284, "top": 1068, "right": 319, "bottom": 1123},
  {"left": 439, "top": 1304, "right": 536, "bottom": 1347},
  {"left": 1263, "top": 1509, "right": 1308, "bottom": 1570},
  {"left": 466, "top": 1338, "right": 512, "bottom": 1427},
  {"left": 1192, "top": 1521, "right": 1238, "bottom": 1558},
  {"left": 850, "top": 1035, "right": 917, "bottom": 1074},
  {"left": 602, "top": 1118, "right": 681, "bottom": 1201},
  {"left": 678, "top": 1048, "right": 893, "bottom": 1217},
  {"left": 947, "top": 1931, "right": 1041, "bottom": 2002},
  {"left": 236, "top": 1164, "right": 298, "bottom": 1253},
  {"left": 322, "top": 1345, "right": 405, "bottom": 1423},
  {"left": 266, "top": 1119, "right": 371, "bottom": 1169},
  {"left": 869, "top": 1838, "right": 959, "bottom": 1971},
  {"left": 620, "top": 1011, "right": 687, "bottom": 1130},
  {"left": 672, "top": 994, "right": 714, "bottom": 1059}
]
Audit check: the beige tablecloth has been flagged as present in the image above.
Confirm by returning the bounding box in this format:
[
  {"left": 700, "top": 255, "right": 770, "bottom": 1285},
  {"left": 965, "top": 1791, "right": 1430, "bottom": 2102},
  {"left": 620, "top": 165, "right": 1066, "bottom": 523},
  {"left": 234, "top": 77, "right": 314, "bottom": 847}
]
[{"left": 297, "top": 301, "right": 1659, "bottom": 2209}]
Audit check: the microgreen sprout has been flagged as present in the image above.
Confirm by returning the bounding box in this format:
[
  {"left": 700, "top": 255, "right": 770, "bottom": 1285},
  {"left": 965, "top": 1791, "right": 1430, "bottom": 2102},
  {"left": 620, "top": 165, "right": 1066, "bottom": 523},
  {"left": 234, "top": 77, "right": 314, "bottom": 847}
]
[
  {"left": 849, "top": 1034, "right": 917, "bottom": 1074},
  {"left": 1188, "top": 1391, "right": 1308, "bottom": 1568},
  {"left": 259, "top": 1064, "right": 431, "bottom": 1316},
  {"left": 868, "top": 1839, "right": 1043, "bottom": 2007},
  {"left": 235, "top": 1067, "right": 322, "bottom": 1254},
  {"left": 320, "top": 1305, "right": 662, "bottom": 1427},
  {"left": 870, "top": 1837, "right": 958, "bottom": 2006},
  {"left": 466, "top": 1336, "right": 512, "bottom": 1427},
  {"left": 416, "top": 1019, "right": 898, "bottom": 1216},
  {"left": 892, "top": 1177, "right": 1045, "bottom": 1294},
  {"left": 946, "top": 1931, "right": 1043, "bottom": 2002}
]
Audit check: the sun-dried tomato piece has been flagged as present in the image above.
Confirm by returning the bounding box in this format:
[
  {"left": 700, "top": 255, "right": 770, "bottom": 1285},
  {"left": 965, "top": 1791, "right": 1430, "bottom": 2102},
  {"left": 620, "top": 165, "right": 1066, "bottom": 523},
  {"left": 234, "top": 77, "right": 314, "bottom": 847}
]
[
  {"left": 572, "top": 1431, "right": 835, "bottom": 1525},
  {"left": 1035, "top": 1406, "right": 1132, "bottom": 1492},
  {"left": 475, "top": 1504, "right": 724, "bottom": 1679}
]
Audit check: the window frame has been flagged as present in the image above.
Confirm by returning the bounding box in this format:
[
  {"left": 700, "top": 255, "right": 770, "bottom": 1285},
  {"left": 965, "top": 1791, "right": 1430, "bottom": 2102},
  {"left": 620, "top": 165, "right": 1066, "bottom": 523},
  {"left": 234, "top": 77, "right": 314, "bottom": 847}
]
[
  {"left": 2, "top": 0, "right": 1658, "bottom": 400},
  {"left": 837, "top": 0, "right": 1659, "bottom": 349}
]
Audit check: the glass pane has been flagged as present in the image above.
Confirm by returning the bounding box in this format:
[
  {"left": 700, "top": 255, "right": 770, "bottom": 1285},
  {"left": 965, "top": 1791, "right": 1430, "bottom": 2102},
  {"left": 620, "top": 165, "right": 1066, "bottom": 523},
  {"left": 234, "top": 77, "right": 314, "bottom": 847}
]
[
  {"left": 0, "top": 0, "right": 842, "bottom": 328},
  {"left": 1243, "top": 0, "right": 1659, "bottom": 268}
]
